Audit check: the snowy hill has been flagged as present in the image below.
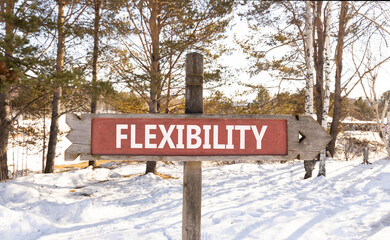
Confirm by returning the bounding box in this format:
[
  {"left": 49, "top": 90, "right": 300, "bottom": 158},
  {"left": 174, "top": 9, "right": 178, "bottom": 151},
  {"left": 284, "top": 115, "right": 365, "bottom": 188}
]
[{"left": 1, "top": 158, "right": 390, "bottom": 240}]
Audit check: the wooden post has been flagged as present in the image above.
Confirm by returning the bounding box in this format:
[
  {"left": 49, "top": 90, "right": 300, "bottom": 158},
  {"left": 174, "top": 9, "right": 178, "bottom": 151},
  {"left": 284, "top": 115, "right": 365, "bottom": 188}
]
[
  {"left": 183, "top": 52, "right": 203, "bottom": 240},
  {"left": 363, "top": 146, "right": 370, "bottom": 164}
]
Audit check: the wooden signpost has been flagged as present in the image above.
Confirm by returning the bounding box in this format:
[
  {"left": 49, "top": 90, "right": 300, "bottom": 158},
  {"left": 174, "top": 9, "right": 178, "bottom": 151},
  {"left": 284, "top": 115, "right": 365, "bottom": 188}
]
[
  {"left": 65, "top": 114, "right": 330, "bottom": 162},
  {"left": 65, "top": 53, "right": 331, "bottom": 240}
]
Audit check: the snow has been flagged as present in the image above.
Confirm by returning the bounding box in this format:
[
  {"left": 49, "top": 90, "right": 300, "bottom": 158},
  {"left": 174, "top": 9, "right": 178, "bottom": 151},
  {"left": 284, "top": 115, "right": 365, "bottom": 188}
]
[
  {"left": 2, "top": 116, "right": 390, "bottom": 239},
  {"left": 8, "top": 115, "right": 82, "bottom": 174},
  {"left": 1, "top": 158, "right": 390, "bottom": 240}
]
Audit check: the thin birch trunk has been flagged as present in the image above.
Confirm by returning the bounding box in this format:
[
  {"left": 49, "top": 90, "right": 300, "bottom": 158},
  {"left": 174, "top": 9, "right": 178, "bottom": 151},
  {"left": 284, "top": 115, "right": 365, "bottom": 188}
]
[
  {"left": 318, "top": 1, "right": 332, "bottom": 177},
  {"left": 303, "top": 1, "right": 316, "bottom": 179},
  {"left": 304, "top": 1, "right": 314, "bottom": 117},
  {"left": 378, "top": 100, "right": 390, "bottom": 157},
  {"left": 387, "top": 111, "right": 390, "bottom": 157}
]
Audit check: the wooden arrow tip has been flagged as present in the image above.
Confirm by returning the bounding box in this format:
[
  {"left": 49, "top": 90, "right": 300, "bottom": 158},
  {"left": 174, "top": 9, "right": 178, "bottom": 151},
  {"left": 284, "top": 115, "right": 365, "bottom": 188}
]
[
  {"left": 65, "top": 113, "right": 82, "bottom": 129},
  {"left": 64, "top": 149, "right": 80, "bottom": 161},
  {"left": 298, "top": 131, "right": 306, "bottom": 143}
]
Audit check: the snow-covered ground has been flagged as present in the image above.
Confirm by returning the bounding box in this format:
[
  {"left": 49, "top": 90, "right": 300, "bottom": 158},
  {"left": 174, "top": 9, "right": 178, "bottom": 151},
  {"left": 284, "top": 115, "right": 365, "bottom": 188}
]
[
  {"left": 2, "top": 116, "right": 390, "bottom": 239},
  {"left": 7, "top": 115, "right": 79, "bottom": 174},
  {"left": 1, "top": 158, "right": 390, "bottom": 240}
]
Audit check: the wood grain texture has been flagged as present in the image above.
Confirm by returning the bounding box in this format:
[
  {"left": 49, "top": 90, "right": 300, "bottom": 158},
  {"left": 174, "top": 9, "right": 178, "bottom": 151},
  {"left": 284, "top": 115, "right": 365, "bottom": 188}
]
[
  {"left": 182, "top": 161, "right": 202, "bottom": 240},
  {"left": 183, "top": 52, "right": 202, "bottom": 240},
  {"left": 65, "top": 114, "right": 92, "bottom": 161}
]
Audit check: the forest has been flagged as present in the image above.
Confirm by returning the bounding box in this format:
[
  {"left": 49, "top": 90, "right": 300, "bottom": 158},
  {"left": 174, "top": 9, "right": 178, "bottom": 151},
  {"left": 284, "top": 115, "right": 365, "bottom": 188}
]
[
  {"left": 2, "top": 1, "right": 390, "bottom": 239},
  {"left": 0, "top": 0, "right": 390, "bottom": 180}
]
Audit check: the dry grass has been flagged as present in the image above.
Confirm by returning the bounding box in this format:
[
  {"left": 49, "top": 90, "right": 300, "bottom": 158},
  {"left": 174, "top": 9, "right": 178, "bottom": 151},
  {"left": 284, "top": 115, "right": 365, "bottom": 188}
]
[
  {"left": 155, "top": 172, "right": 179, "bottom": 180},
  {"left": 54, "top": 161, "right": 178, "bottom": 179},
  {"left": 54, "top": 162, "right": 90, "bottom": 170},
  {"left": 54, "top": 160, "right": 135, "bottom": 172}
]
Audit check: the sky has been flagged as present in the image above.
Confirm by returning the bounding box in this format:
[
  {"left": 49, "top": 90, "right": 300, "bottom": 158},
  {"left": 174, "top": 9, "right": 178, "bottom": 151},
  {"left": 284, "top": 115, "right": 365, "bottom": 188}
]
[
  {"left": 211, "top": 5, "right": 390, "bottom": 103},
  {"left": 219, "top": 49, "right": 390, "bottom": 101}
]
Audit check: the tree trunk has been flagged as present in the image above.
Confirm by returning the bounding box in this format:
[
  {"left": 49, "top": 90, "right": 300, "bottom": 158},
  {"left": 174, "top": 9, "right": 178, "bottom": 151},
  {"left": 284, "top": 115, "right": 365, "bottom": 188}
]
[
  {"left": 90, "top": 0, "right": 101, "bottom": 114},
  {"left": 89, "top": 0, "right": 101, "bottom": 168},
  {"left": 45, "top": 0, "right": 65, "bottom": 173},
  {"left": 0, "top": 94, "right": 10, "bottom": 181},
  {"left": 145, "top": 0, "right": 162, "bottom": 174},
  {"left": 328, "top": 1, "right": 348, "bottom": 157},
  {"left": 314, "top": 1, "right": 324, "bottom": 126},
  {"left": 45, "top": 89, "right": 61, "bottom": 173},
  {"left": 318, "top": 1, "right": 332, "bottom": 177},
  {"left": 4, "top": 0, "right": 14, "bottom": 58},
  {"left": 0, "top": 0, "right": 15, "bottom": 181},
  {"left": 304, "top": 1, "right": 314, "bottom": 117},
  {"left": 148, "top": 0, "right": 161, "bottom": 114},
  {"left": 303, "top": 1, "right": 316, "bottom": 179},
  {"left": 376, "top": 101, "right": 390, "bottom": 157},
  {"left": 387, "top": 111, "right": 390, "bottom": 157},
  {"left": 42, "top": 106, "right": 46, "bottom": 172}
]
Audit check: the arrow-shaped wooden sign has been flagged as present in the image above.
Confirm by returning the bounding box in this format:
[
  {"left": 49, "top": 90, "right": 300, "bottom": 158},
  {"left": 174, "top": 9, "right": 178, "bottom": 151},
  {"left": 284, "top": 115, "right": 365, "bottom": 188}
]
[{"left": 65, "top": 113, "right": 331, "bottom": 162}]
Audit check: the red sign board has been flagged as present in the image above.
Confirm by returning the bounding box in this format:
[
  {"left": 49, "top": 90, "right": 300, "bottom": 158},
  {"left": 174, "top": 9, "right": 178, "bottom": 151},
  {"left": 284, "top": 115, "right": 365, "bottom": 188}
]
[{"left": 91, "top": 118, "right": 287, "bottom": 156}]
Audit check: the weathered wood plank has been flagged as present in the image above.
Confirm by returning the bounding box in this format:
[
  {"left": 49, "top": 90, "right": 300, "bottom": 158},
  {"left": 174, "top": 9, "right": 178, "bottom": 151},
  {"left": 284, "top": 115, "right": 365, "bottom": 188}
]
[
  {"left": 183, "top": 52, "right": 203, "bottom": 240},
  {"left": 65, "top": 114, "right": 91, "bottom": 161},
  {"left": 182, "top": 161, "right": 202, "bottom": 240}
]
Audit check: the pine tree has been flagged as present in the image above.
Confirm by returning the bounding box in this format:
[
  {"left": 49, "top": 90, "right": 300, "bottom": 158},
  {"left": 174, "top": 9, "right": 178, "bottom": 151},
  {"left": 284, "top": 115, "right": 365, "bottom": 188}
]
[
  {"left": 112, "top": 0, "right": 235, "bottom": 174},
  {"left": 45, "top": 0, "right": 65, "bottom": 173},
  {"left": 45, "top": 0, "right": 88, "bottom": 173},
  {"left": 0, "top": 0, "right": 50, "bottom": 181}
]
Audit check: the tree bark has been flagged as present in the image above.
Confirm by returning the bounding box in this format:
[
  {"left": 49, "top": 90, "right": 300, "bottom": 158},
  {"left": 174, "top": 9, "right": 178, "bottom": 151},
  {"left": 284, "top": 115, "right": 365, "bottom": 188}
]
[
  {"left": 304, "top": 1, "right": 314, "bottom": 117},
  {"left": 318, "top": 1, "right": 332, "bottom": 177},
  {"left": 145, "top": 0, "right": 162, "bottom": 174},
  {"left": 328, "top": 1, "right": 348, "bottom": 156},
  {"left": 314, "top": 1, "right": 324, "bottom": 126},
  {"left": 42, "top": 107, "right": 46, "bottom": 172},
  {"left": 0, "top": 94, "right": 10, "bottom": 181},
  {"left": 387, "top": 111, "right": 390, "bottom": 157},
  {"left": 375, "top": 100, "right": 390, "bottom": 157},
  {"left": 380, "top": 102, "right": 390, "bottom": 157},
  {"left": 91, "top": 0, "right": 101, "bottom": 114},
  {"left": 148, "top": 0, "right": 161, "bottom": 114},
  {"left": 303, "top": 1, "right": 316, "bottom": 179},
  {"left": 89, "top": 0, "right": 102, "bottom": 168},
  {"left": 0, "top": 0, "right": 15, "bottom": 181},
  {"left": 4, "top": 0, "right": 14, "bottom": 58},
  {"left": 45, "top": 0, "right": 65, "bottom": 173}
]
